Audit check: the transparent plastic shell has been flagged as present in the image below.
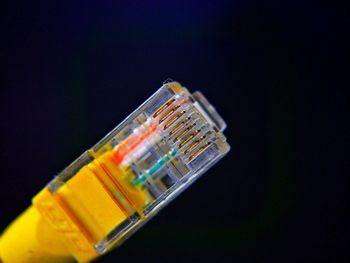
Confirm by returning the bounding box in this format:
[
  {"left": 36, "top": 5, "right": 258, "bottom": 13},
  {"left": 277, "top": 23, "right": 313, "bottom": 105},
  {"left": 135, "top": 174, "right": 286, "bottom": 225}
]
[{"left": 48, "top": 81, "right": 230, "bottom": 254}]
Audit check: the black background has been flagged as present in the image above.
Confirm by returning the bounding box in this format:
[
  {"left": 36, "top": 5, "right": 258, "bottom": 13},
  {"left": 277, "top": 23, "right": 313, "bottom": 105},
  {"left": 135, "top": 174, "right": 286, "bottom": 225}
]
[{"left": 1, "top": 1, "right": 348, "bottom": 262}]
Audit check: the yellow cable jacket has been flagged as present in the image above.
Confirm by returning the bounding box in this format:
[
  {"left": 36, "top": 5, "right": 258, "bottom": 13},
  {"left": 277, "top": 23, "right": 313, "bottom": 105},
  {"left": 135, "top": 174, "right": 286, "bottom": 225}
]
[{"left": 0, "top": 206, "right": 74, "bottom": 263}]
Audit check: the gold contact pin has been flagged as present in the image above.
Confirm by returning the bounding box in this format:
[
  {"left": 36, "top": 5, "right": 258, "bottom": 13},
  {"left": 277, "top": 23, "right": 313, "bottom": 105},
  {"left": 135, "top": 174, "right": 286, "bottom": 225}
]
[
  {"left": 179, "top": 130, "right": 200, "bottom": 148},
  {"left": 189, "top": 142, "right": 211, "bottom": 161},
  {"left": 169, "top": 117, "right": 190, "bottom": 136},
  {"left": 164, "top": 111, "right": 186, "bottom": 130},
  {"left": 174, "top": 123, "right": 195, "bottom": 142},
  {"left": 153, "top": 98, "right": 175, "bottom": 118},
  {"left": 184, "top": 135, "right": 206, "bottom": 154},
  {"left": 159, "top": 105, "right": 180, "bottom": 124}
]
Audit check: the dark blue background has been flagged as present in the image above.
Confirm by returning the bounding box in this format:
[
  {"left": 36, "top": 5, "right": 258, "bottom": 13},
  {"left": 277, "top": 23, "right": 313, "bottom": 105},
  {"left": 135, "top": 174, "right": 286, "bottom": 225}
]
[{"left": 1, "top": 1, "right": 348, "bottom": 262}]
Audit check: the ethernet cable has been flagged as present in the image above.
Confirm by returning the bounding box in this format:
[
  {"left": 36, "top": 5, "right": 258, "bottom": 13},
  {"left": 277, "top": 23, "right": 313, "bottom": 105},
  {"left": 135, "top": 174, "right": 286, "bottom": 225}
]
[{"left": 0, "top": 81, "right": 230, "bottom": 263}]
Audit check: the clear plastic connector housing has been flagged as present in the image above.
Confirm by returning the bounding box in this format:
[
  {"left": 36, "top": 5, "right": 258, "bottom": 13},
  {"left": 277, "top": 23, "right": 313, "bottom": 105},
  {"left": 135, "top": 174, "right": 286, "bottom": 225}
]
[{"left": 47, "top": 81, "right": 230, "bottom": 254}]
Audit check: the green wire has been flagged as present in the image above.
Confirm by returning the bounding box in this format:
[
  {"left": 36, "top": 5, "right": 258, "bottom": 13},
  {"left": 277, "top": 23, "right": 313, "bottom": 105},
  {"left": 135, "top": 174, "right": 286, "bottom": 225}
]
[{"left": 133, "top": 149, "right": 177, "bottom": 186}]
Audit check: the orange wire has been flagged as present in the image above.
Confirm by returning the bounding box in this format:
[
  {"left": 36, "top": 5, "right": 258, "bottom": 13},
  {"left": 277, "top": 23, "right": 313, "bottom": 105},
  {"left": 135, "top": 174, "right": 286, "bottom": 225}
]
[{"left": 112, "top": 123, "right": 157, "bottom": 164}]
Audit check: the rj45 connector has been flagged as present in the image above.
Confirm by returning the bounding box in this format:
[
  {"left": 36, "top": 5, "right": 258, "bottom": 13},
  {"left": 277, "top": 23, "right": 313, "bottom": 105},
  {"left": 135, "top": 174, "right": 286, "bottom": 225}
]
[{"left": 0, "top": 81, "right": 230, "bottom": 263}]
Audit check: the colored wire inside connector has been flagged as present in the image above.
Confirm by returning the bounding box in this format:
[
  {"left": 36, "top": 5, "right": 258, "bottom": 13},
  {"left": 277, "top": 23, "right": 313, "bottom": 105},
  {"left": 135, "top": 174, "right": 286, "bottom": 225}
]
[
  {"left": 132, "top": 149, "right": 177, "bottom": 186},
  {"left": 112, "top": 123, "right": 157, "bottom": 164}
]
